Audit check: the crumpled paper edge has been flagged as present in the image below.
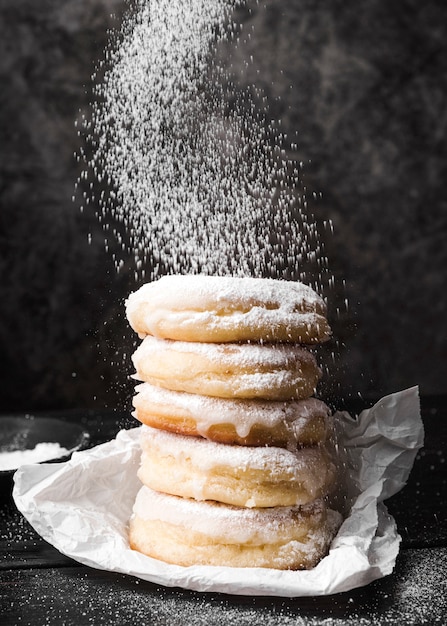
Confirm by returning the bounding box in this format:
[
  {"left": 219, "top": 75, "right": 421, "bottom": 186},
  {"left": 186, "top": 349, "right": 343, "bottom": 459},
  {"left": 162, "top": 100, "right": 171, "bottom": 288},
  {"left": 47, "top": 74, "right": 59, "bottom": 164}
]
[{"left": 12, "top": 386, "right": 423, "bottom": 597}]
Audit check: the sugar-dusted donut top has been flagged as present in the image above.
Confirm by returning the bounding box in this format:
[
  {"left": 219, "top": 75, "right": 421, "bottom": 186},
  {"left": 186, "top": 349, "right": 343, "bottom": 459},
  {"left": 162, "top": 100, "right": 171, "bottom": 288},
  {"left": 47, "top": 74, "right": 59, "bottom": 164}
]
[
  {"left": 125, "top": 274, "right": 331, "bottom": 343},
  {"left": 134, "top": 382, "right": 331, "bottom": 439},
  {"left": 140, "top": 425, "right": 332, "bottom": 498},
  {"left": 133, "top": 484, "right": 327, "bottom": 544},
  {"left": 133, "top": 335, "right": 319, "bottom": 369},
  {"left": 127, "top": 274, "right": 326, "bottom": 315}
]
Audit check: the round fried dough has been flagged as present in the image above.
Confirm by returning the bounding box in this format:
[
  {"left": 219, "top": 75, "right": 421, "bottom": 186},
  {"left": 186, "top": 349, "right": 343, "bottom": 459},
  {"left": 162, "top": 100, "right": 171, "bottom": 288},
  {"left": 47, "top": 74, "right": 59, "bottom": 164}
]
[
  {"left": 131, "top": 336, "right": 322, "bottom": 400},
  {"left": 129, "top": 486, "right": 342, "bottom": 570},
  {"left": 126, "top": 274, "right": 331, "bottom": 344},
  {"left": 137, "top": 426, "right": 335, "bottom": 508},
  {"left": 132, "top": 382, "right": 331, "bottom": 446}
]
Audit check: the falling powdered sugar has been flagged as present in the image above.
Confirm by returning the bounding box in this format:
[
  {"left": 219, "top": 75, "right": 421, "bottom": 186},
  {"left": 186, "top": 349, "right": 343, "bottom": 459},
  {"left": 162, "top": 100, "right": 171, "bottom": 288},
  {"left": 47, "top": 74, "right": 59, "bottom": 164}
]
[{"left": 77, "top": 0, "right": 334, "bottom": 294}]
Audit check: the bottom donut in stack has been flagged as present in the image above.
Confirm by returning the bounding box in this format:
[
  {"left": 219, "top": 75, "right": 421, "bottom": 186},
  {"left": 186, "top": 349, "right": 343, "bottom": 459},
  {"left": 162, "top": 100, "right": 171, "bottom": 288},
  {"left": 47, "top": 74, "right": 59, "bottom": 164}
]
[{"left": 130, "top": 486, "right": 341, "bottom": 570}]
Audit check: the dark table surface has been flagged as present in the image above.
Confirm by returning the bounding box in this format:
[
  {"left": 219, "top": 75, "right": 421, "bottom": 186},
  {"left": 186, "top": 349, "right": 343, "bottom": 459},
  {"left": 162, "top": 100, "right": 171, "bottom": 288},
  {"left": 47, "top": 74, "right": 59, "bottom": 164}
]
[{"left": 1, "top": 397, "right": 446, "bottom": 625}]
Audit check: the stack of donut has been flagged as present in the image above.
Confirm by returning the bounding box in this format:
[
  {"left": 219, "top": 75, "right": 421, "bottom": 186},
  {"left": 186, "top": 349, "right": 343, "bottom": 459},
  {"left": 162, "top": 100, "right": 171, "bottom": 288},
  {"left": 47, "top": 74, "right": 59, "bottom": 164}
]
[{"left": 125, "top": 275, "right": 341, "bottom": 570}]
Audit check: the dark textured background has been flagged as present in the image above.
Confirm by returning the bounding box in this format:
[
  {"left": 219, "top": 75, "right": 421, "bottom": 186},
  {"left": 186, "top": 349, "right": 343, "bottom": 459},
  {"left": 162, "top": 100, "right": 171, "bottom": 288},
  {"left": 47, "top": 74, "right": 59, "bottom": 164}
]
[{"left": 1, "top": 0, "right": 446, "bottom": 413}]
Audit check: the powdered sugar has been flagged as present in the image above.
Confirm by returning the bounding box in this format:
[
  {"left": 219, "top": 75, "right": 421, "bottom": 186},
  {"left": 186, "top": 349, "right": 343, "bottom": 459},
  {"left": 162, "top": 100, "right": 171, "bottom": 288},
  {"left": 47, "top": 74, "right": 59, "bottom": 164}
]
[
  {"left": 127, "top": 275, "right": 327, "bottom": 314},
  {"left": 0, "top": 442, "right": 71, "bottom": 471},
  {"left": 79, "top": 0, "right": 334, "bottom": 297}
]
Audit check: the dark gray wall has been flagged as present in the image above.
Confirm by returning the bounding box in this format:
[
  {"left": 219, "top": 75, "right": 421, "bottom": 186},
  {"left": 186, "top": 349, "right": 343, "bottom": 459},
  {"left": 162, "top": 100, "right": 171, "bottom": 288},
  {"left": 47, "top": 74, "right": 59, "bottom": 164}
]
[{"left": 1, "top": 0, "right": 446, "bottom": 412}]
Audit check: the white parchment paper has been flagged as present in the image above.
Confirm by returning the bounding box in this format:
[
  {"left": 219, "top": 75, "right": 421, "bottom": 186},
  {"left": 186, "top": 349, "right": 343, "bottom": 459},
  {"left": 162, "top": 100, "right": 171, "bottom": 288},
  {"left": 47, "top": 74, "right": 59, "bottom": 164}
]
[{"left": 13, "top": 386, "right": 423, "bottom": 597}]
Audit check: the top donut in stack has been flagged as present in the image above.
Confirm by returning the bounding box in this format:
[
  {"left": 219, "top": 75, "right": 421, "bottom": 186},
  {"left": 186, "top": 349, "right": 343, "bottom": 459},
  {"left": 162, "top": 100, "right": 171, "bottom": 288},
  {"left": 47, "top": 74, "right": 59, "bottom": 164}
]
[{"left": 126, "top": 274, "right": 331, "bottom": 344}]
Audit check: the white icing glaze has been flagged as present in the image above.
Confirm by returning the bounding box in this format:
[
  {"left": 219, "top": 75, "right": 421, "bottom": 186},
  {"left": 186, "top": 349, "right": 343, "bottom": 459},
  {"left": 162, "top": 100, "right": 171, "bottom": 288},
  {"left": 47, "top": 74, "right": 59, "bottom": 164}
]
[
  {"left": 134, "top": 382, "right": 330, "bottom": 439},
  {"left": 132, "top": 485, "right": 327, "bottom": 544}
]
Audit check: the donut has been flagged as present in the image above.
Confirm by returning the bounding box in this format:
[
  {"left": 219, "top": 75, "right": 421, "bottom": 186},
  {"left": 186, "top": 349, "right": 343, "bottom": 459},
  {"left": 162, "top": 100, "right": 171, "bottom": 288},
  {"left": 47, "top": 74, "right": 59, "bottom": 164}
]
[
  {"left": 131, "top": 336, "right": 321, "bottom": 400},
  {"left": 132, "top": 382, "right": 332, "bottom": 447},
  {"left": 129, "top": 486, "right": 342, "bottom": 569},
  {"left": 137, "top": 426, "right": 335, "bottom": 508},
  {"left": 125, "top": 274, "right": 331, "bottom": 344}
]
